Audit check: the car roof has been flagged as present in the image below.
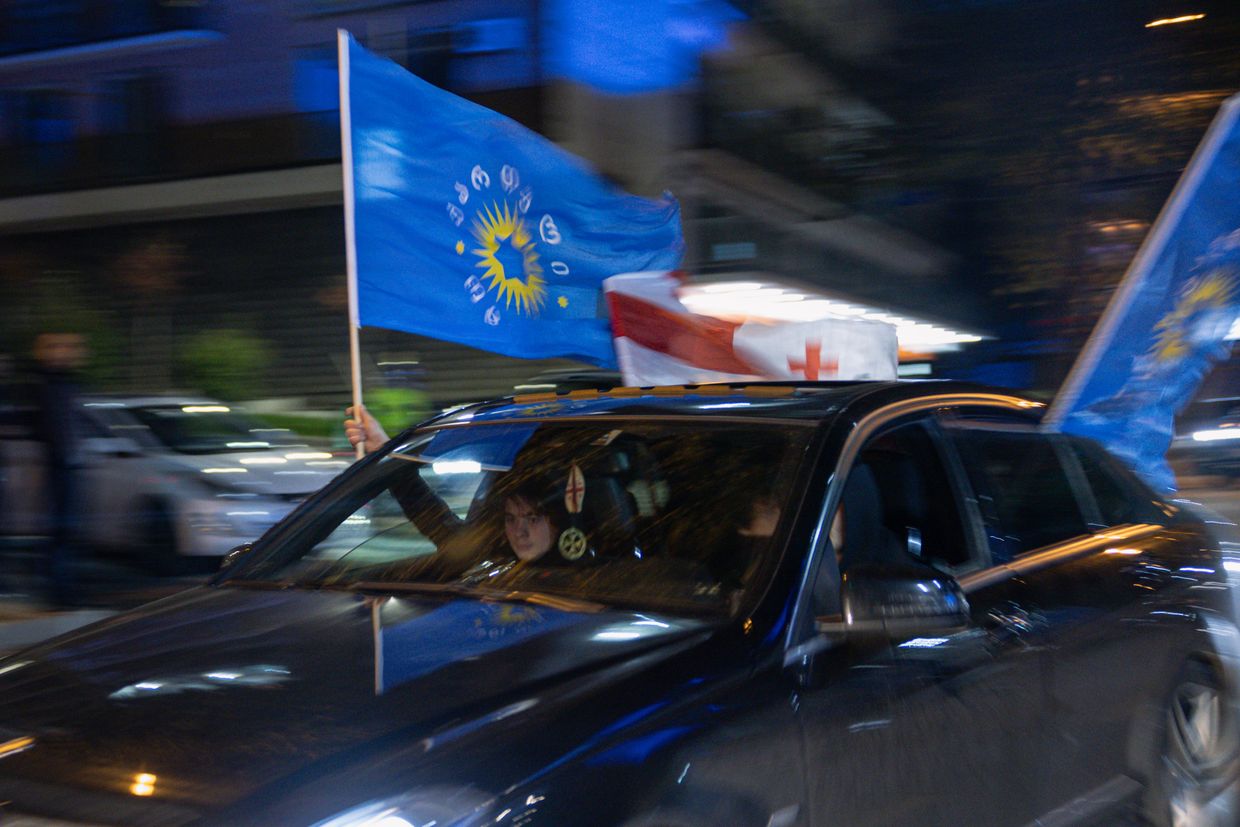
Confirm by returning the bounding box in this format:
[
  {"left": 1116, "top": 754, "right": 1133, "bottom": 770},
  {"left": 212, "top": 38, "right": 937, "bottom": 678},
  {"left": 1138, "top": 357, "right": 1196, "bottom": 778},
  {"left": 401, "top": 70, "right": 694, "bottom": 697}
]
[
  {"left": 81, "top": 394, "right": 227, "bottom": 409},
  {"left": 433, "top": 380, "right": 1044, "bottom": 427}
]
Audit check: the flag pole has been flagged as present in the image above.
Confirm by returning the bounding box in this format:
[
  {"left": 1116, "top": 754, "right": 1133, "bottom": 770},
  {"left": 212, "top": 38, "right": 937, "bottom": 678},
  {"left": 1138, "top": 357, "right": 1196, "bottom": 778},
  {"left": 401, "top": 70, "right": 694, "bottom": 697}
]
[
  {"left": 1043, "top": 94, "right": 1240, "bottom": 429},
  {"left": 338, "top": 29, "right": 365, "bottom": 459}
]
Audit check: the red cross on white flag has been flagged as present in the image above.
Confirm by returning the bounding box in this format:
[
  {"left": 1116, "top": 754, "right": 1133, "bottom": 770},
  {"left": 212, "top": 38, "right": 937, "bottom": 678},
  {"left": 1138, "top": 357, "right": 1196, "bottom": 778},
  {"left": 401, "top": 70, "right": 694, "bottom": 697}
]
[{"left": 565, "top": 464, "right": 586, "bottom": 514}]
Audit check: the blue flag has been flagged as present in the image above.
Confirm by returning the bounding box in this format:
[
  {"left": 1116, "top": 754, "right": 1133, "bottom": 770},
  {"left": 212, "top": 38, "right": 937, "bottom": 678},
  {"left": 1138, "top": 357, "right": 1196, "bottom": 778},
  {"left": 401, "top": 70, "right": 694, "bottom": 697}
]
[
  {"left": 375, "top": 600, "right": 586, "bottom": 694},
  {"left": 1045, "top": 95, "right": 1240, "bottom": 491},
  {"left": 339, "top": 31, "right": 683, "bottom": 368}
]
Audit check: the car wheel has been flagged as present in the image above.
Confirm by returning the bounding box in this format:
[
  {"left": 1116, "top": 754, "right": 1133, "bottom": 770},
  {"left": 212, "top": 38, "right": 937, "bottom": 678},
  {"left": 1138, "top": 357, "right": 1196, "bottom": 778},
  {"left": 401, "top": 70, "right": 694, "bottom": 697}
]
[{"left": 1146, "top": 659, "right": 1240, "bottom": 827}]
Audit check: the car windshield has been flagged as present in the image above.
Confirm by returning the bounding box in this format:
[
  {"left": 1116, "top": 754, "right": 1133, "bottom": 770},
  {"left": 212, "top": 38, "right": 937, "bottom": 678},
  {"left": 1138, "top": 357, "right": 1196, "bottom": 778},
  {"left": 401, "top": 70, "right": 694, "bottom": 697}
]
[
  {"left": 225, "top": 419, "right": 815, "bottom": 617},
  {"left": 129, "top": 405, "right": 303, "bottom": 454}
]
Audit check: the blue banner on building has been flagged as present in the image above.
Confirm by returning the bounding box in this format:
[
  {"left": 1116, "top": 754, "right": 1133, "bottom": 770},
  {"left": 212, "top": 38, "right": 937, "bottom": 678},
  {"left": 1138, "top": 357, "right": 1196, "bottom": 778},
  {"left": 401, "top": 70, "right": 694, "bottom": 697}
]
[
  {"left": 543, "top": 0, "right": 743, "bottom": 94},
  {"left": 339, "top": 31, "right": 683, "bottom": 368},
  {"left": 1045, "top": 95, "right": 1240, "bottom": 491}
]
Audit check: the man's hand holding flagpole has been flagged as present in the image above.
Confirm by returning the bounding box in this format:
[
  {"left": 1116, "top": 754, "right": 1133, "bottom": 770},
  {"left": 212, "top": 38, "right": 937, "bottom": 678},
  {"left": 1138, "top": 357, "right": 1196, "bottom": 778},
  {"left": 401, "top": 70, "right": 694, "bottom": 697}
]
[{"left": 344, "top": 403, "right": 389, "bottom": 455}]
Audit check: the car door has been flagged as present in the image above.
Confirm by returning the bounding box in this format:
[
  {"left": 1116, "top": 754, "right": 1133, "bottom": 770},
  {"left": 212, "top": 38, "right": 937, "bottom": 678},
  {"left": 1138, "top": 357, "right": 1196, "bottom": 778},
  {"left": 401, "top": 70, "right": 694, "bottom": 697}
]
[
  {"left": 77, "top": 405, "right": 148, "bottom": 549},
  {"left": 943, "top": 416, "right": 1179, "bottom": 818},
  {"left": 791, "top": 408, "right": 1051, "bottom": 827}
]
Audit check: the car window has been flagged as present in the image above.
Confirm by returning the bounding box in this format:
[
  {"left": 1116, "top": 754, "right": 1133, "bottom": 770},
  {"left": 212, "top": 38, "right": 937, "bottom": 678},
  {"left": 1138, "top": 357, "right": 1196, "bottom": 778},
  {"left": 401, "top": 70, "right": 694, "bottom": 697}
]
[
  {"left": 76, "top": 410, "right": 112, "bottom": 439},
  {"left": 1067, "top": 437, "right": 1166, "bottom": 527},
  {"left": 813, "top": 418, "right": 974, "bottom": 616},
  {"left": 949, "top": 426, "right": 1089, "bottom": 560},
  {"left": 226, "top": 419, "right": 814, "bottom": 618},
  {"left": 843, "top": 421, "right": 973, "bottom": 571},
  {"left": 127, "top": 405, "right": 305, "bottom": 454},
  {"left": 85, "top": 406, "right": 161, "bottom": 446}
]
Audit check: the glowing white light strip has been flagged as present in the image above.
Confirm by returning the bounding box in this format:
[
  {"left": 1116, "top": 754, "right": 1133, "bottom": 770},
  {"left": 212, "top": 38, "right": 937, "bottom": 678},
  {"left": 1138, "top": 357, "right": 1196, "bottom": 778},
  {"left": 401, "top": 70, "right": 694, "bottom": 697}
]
[
  {"left": 1145, "top": 13, "right": 1205, "bottom": 28},
  {"left": 679, "top": 281, "right": 986, "bottom": 351},
  {"left": 1192, "top": 428, "right": 1240, "bottom": 442},
  {"left": 432, "top": 459, "right": 483, "bottom": 475}
]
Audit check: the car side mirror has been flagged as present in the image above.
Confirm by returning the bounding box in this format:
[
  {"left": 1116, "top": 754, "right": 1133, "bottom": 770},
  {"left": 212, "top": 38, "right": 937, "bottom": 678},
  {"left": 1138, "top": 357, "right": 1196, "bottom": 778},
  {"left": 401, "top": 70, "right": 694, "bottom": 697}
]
[
  {"left": 816, "top": 563, "right": 970, "bottom": 639},
  {"left": 220, "top": 543, "right": 253, "bottom": 571}
]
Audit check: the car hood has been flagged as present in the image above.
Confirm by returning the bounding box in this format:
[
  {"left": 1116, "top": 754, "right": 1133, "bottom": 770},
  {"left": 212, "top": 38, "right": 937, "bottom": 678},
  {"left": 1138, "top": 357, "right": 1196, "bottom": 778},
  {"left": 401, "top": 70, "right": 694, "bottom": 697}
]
[
  {"left": 161, "top": 450, "right": 348, "bottom": 496},
  {"left": 0, "top": 586, "right": 713, "bottom": 813}
]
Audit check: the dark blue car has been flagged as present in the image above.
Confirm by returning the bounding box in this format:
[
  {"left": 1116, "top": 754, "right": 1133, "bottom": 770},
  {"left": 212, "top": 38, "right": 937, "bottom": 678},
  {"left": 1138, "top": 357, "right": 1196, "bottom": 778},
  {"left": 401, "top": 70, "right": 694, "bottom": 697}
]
[{"left": 1, "top": 381, "right": 1238, "bottom": 826}]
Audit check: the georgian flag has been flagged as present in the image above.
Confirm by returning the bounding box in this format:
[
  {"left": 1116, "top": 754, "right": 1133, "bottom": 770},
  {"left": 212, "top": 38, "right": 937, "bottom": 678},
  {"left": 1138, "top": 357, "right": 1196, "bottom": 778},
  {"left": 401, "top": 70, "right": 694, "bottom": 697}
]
[{"left": 603, "top": 271, "right": 898, "bottom": 386}]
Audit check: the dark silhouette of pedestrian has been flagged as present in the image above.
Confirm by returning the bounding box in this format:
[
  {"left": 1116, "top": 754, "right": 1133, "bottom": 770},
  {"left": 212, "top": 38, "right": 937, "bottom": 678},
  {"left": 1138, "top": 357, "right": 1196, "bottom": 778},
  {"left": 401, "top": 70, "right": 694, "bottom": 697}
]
[
  {"left": 28, "top": 332, "right": 89, "bottom": 608},
  {"left": 0, "top": 352, "right": 17, "bottom": 594}
]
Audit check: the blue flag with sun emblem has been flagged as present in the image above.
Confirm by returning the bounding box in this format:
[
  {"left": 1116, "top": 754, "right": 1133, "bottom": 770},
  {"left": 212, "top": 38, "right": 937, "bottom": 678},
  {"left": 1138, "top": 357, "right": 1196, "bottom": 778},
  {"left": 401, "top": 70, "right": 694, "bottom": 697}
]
[
  {"left": 1045, "top": 94, "right": 1240, "bottom": 491},
  {"left": 339, "top": 31, "right": 683, "bottom": 367}
]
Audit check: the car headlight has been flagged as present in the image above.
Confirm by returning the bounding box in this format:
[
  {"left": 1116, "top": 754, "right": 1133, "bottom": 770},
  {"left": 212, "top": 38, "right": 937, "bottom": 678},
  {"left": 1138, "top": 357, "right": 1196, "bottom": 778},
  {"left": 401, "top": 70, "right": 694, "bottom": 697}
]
[{"left": 311, "top": 788, "right": 494, "bottom": 827}]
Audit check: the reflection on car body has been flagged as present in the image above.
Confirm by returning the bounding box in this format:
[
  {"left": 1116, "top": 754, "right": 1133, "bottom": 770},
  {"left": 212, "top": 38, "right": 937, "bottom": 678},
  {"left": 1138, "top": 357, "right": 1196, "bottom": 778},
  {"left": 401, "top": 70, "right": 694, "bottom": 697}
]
[{"left": 0, "top": 381, "right": 1237, "bottom": 826}]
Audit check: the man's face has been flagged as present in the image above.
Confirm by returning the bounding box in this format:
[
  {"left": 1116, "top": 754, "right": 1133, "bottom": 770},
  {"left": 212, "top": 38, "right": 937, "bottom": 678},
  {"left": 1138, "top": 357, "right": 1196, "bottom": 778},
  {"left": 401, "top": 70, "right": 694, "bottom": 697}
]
[
  {"left": 34, "top": 333, "right": 88, "bottom": 372},
  {"left": 504, "top": 496, "right": 554, "bottom": 562}
]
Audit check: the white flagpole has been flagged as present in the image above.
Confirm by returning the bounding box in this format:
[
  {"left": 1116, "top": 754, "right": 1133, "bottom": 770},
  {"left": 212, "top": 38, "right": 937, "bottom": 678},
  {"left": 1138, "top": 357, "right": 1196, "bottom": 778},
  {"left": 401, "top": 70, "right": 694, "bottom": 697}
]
[
  {"left": 338, "top": 29, "right": 365, "bottom": 459},
  {"left": 1044, "top": 94, "right": 1240, "bottom": 429}
]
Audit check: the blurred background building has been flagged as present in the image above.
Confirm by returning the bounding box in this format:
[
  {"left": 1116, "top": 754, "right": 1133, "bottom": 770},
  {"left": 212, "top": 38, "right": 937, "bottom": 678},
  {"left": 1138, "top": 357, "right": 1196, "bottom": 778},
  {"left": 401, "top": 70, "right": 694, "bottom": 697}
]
[{"left": 1, "top": 0, "right": 1238, "bottom": 413}]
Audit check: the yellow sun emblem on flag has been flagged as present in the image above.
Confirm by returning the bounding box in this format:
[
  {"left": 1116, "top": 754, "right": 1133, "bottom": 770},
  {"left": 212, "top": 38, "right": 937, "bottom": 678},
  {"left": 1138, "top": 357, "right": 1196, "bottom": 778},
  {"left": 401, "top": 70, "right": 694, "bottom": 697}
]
[
  {"left": 471, "top": 201, "right": 546, "bottom": 315},
  {"left": 1151, "top": 270, "right": 1236, "bottom": 363}
]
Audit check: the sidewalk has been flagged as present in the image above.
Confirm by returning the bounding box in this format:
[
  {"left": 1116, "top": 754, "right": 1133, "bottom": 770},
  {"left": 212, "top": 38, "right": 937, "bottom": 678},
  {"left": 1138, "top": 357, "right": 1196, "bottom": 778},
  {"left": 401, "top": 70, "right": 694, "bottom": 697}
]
[
  {"left": 0, "top": 596, "right": 115, "bottom": 657},
  {"left": 0, "top": 548, "right": 195, "bottom": 657}
]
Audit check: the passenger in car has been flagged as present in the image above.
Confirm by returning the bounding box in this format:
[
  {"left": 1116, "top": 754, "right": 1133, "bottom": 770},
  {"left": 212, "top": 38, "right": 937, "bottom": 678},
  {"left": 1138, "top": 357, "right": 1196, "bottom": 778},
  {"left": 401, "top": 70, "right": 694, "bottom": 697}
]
[
  {"left": 345, "top": 405, "right": 568, "bottom": 572},
  {"left": 739, "top": 495, "right": 781, "bottom": 539},
  {"left": 502, "top": 485, "right": 557, "bottom": 562},
  {"left": 706, "top": 486, "right": 783, "bottom": 590},
  {"left": 813, "top": 462, "right": 892, "bottom": 616},
  {"left": 834, "top": 462, "right": 905, "bottom": 570},
  {"left": 494, "top": 476, "right": 572, "bottom": 563}
]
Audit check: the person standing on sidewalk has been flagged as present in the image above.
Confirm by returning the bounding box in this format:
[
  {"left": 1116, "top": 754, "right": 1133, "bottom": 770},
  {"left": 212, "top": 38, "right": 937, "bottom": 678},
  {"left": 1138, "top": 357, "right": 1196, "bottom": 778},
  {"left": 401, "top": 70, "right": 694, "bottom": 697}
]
[
  {"left": 0, "top": 352, "right": 17, "bottom": 595},
  {"left": 28, "top": 332, "right": 90, "bottom": 608}
]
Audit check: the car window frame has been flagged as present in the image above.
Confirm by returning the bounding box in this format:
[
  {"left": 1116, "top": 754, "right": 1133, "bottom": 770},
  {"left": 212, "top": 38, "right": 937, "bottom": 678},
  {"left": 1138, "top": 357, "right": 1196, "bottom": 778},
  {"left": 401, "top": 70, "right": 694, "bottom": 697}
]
[
  {"left": 785, "top": 392, "right": 1043, "bottom": 659},
  {"left": 832, "top": 414, "right": 989, "bottom": 574},
  {"left": 1063, "top": 434, "right": 1172, "bottom": 528},
  {"left": 938, "top": 410, "right": 1097, "bottom": 561},
  {"left": 223, "top": 414, "right": 823, "bottom": 619}
]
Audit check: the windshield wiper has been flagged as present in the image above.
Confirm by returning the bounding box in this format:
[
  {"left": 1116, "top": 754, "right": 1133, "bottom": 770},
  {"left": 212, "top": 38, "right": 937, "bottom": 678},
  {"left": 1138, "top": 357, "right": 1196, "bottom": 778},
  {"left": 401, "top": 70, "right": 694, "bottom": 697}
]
[{"left": 345, "top": 580, "right": 608, "bottom": 613}]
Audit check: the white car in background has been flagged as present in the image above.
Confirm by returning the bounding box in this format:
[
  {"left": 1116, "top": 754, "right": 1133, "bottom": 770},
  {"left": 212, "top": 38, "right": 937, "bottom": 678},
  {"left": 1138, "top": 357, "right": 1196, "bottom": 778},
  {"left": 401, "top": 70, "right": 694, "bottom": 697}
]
[
  {"left": 1171, "top": 399, "right": 1240, "bottom": 481},
  {"left": 0, "top": 396, "right": 351, "bottom": 571}
]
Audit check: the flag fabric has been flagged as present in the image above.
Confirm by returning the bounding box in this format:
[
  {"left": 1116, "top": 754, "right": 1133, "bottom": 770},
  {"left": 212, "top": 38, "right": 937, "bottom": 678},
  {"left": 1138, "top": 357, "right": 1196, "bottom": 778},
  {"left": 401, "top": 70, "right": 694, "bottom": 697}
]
[
  {"left": 339, "top": 31, "right": 683, "bottom": 368},
  {"left": 1044, "top": 95, "right": 1240, "bottom": 492},
  {"left": 374, "top": 600, "right": 584, "bottom": 694},
  {"left": 604, "top": 271, "right": 898, "bottom": 386}
]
